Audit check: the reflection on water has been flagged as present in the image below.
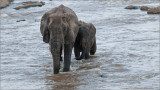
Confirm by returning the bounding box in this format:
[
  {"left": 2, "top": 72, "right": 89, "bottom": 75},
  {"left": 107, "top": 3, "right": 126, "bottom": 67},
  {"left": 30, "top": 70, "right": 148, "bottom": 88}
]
[
  {"left": 1, "top": 0, "right": 159, "bottom": 90},
  {"left": 45, "top": 73, "right": 86, "bottom": 90}
]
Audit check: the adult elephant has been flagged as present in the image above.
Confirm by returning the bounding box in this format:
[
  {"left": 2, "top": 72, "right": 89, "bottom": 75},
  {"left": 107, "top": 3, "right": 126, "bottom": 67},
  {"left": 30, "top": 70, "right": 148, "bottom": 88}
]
[{"left": 40, "top": 5, "right": 79, "bottom": 74}]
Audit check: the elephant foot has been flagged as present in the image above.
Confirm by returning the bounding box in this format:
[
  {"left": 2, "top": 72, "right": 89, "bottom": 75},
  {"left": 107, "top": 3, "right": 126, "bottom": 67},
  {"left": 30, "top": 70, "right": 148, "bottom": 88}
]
[
  {"left": 85, "top": 54, "right": 89, "bottom": 59},
  {"left": 90, "top": 53, "right": 94, "bottom": 55},
  {"left": 76, "top": 57, "right": 82, "bottom": 60},
  {"left": 54, "top": 69, "right": 59, "bottom": 74},
  {"left": 85, "top": 57, "right": 89, "bottom": 59},
  {"left": 76, "top": 56, "right": 86, "bottom": 60},
  {"left": 90, "top": 51, "right": 95, "bottom": 55},
  {"left": 63, "top": 68, "right": 70, "bottom": 72}
]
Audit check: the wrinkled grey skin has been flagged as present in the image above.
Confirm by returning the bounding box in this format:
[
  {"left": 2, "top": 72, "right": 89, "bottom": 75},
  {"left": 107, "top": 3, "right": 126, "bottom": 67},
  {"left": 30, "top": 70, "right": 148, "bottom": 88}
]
[
  {"left": 40, "top": 5, "right": 79, "bottom": 74},
  {"left": 74, "top": 21, "right": 96, "bottom": 60}
]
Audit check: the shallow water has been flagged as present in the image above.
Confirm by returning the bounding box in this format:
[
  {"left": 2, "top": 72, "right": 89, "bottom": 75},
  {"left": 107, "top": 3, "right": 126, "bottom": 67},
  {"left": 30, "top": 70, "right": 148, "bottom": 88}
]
[{"left": 0, "top": 0, "right": 160, "bottom": 90}]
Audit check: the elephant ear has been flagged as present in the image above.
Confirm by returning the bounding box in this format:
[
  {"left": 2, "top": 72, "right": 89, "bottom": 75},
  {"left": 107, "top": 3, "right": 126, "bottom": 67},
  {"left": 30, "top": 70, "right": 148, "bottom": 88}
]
[{"left": 40, "top": 13, "right": 50, "bottom": 43}]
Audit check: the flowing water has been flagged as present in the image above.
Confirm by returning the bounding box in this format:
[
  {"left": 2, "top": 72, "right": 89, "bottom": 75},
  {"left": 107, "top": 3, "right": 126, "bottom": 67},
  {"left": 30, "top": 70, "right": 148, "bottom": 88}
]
[{"left": 0, "top": 0, "right": 160, "bottom": 90}]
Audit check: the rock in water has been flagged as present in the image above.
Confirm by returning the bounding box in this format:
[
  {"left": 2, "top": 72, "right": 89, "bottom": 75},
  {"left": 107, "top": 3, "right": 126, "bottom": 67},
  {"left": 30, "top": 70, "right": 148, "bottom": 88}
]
[
  {"left": 125, "top": 5, "right": 139, "bottom": 9},
  {"left": 16, "top": 19, "right": 26, "bottom": 22},
  {"left": 14, "top": 1, "right": 45, "bottom": 10},
  {"left": 0, "top": 0, "right": 11, "bottom": 9},
  {"left": 140, "top": 6, "right": 149, "bottom": 11},
  {"left": 22, "top": 1, "right": 39, "bottom": 5},
  {"left": 147, "top": 6, "right": 160, "bottom": 14},
  {"left": 0, "top": 13, "right": 8, "bottom": 17}
]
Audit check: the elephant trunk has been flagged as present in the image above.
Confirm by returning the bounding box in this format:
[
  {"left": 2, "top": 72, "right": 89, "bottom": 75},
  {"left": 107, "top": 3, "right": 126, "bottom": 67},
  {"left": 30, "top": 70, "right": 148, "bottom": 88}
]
[
  {"left": 50, "top": 42, "right": 62, "bottom": 74},
  {"left": 49, "top": 27, "right": 65, "bottom": 74}
]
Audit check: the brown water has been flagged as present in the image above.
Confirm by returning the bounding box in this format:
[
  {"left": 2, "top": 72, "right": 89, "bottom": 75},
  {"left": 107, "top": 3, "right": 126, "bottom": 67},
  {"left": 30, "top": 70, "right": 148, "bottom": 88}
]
[{"left": 0, "top": 0, "right": 160, "bottom": 90}]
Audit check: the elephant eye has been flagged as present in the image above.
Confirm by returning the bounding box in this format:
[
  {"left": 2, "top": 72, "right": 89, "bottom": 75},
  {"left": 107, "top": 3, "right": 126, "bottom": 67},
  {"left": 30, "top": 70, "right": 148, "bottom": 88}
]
[
  {"left": 63, "top": 27, "right": 67, "bottom": 35},
  {"left": 63, "top": 27, "right": 66, "bottom": 31}
]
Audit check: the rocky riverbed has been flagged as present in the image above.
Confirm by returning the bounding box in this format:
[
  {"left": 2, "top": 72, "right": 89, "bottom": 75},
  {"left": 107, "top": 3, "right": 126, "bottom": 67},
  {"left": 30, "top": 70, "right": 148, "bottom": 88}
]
[{"left": 0, "top": 0, "right": 160, "bottom": 90}]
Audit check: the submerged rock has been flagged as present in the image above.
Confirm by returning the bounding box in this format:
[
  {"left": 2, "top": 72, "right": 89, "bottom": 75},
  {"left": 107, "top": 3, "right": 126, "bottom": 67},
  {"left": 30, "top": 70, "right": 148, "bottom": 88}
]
[
  {"left": 147, "top": 6, "right": 160, "bottom": 14},
  {"left": 140, "top": 6, "right": 149, "bottom": 11},
  {"left": 77, "top": 62, "right": 101, "bottom": 70},
  {"left": 0, "top": 13, "right": 8, "bottom": 17},
  {"left": 16, "top": 19, "right": 26, "bottom": 22},
  {"left": 22, "top": 1, "right": 39, "bottom": 5},
  {"left": 14, "top": 1, "right": 45, "bottom": 10},
  {"left": 125, "top": 5, "right": 139, "bottom": 9}
]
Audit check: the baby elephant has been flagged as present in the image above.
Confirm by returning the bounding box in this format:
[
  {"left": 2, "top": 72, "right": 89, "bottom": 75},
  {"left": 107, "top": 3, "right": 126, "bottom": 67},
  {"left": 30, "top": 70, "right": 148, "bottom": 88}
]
[{"left": 74, "top": 21, "right": 97, "bottom": 60}]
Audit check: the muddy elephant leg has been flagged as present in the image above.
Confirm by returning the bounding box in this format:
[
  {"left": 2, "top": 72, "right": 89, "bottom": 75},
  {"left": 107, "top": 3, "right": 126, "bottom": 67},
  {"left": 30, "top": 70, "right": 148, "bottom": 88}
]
[
  {"left": 90, "top": 38, "right": 97, "bottom": 55},
  {"left": 63, "top": 44, "right": 73, "bottom": 72}
]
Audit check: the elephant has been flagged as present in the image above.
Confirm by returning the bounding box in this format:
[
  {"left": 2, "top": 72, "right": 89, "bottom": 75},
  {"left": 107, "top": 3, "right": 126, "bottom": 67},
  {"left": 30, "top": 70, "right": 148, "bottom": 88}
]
[
  {"left": 40, "top": 4, "right": 79, "bottom": 74},
  {"left": 74, "top": 21, "right": 97, "bottom": 60}
]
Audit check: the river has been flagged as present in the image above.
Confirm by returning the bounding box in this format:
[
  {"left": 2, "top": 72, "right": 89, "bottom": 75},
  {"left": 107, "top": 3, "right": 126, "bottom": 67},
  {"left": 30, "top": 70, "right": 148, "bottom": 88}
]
[{"left": 0, "top": 0, "right": 160, "bottom": 89}]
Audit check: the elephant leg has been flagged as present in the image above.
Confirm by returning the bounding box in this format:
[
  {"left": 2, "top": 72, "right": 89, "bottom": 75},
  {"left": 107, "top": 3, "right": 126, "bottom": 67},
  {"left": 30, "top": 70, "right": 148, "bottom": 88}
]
[
  {"left": 85, "top": 48, "right": 89, "bottom": 59},
  {"left": 90, "top": 38, "right": 97, "bottom": 55},
  {"left": 60, "top": 46, "right": 63, "bottom": 61},
  {"left": 63, "top": 44, "right": 73, "bottom": 72},
  {"left": 78, "top": 47, "right": 86, "bottom": 60},
  {"left": 74, "top": 46, "right": 81, "bottom": 60}
]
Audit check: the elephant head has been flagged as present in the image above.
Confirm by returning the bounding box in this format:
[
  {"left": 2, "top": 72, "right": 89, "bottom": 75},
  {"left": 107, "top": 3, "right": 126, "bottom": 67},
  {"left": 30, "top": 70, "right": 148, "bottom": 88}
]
[
  {"left": 40, "top": 5, "right": 79, "bottom": 74},
  {"left": 40, "top": 14, "right": 69, "bottom": 43}
]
